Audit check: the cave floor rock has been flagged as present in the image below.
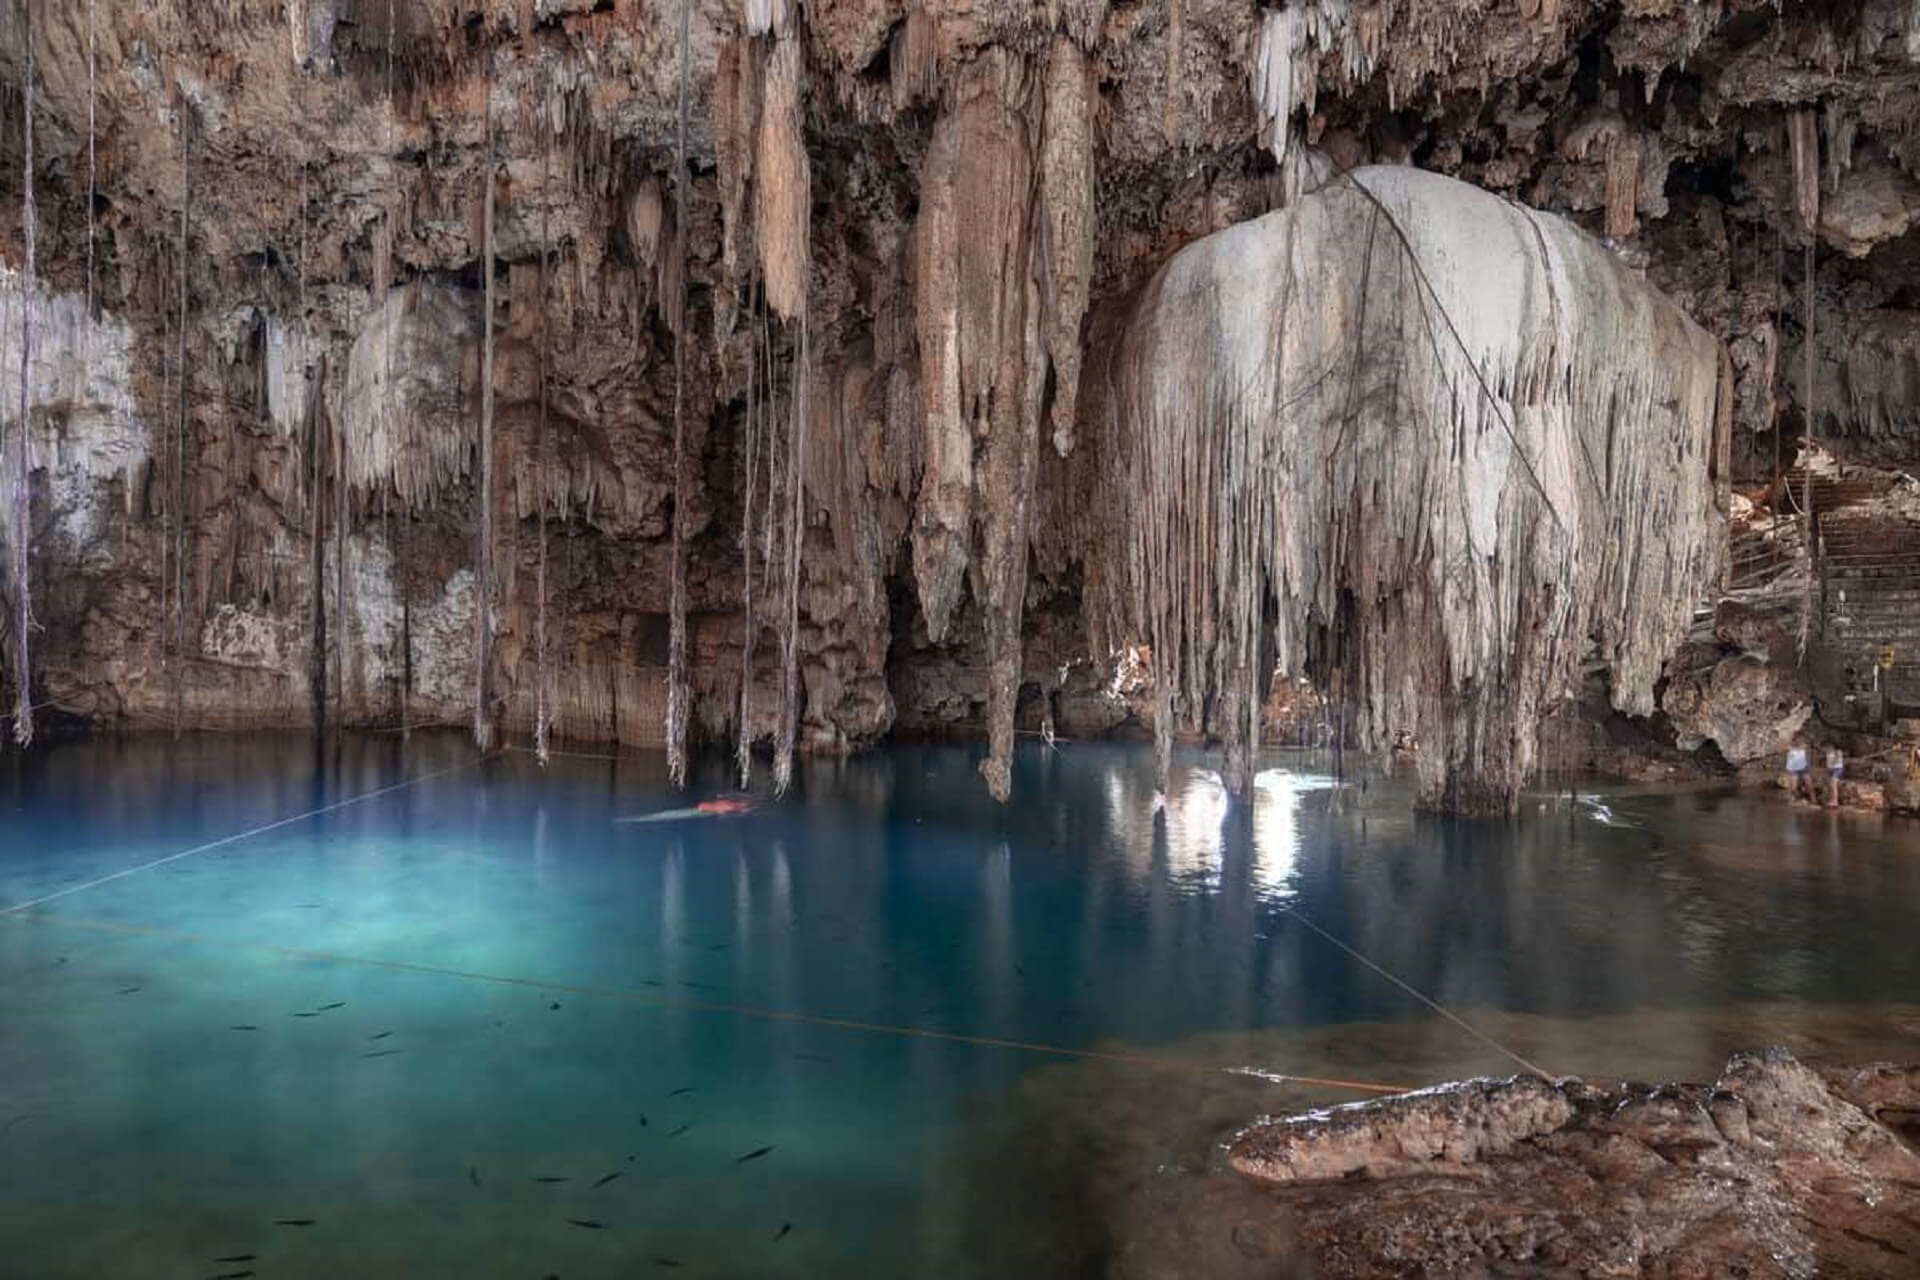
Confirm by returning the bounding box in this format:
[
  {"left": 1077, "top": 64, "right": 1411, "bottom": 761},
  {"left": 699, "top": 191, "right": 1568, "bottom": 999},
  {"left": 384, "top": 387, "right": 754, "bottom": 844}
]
[{"left": 1226, "top": 1048, "right": 1920, "bottom": 1279}]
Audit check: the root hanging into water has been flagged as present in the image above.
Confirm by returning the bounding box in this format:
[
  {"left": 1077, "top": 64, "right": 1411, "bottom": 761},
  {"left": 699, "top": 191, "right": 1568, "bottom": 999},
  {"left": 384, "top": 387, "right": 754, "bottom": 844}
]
[
  {"left": 665, "top": 0, "right": 692, "bottom": 788},
  {"left": 736, "top": 279, "right": 763, "bottom": 790},
  {"left": 774, "top": 313, "right": 807, "bottom": 797},
  {"left": 171, "top": 93, "right": 193, "bottom": 740},
  {"left": 534, "top": 96, "right": 553, "bottom": 767},
  {"left": 10, "top": 0, "right": 36, "bottom": 748},
  {"left": 474, "top": 75, "right": 498, "bottom": 753}
]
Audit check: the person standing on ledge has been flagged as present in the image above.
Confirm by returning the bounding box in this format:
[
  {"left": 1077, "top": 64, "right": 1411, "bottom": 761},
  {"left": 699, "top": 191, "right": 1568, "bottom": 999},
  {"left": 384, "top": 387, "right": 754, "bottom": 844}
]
[
  {"left": 1784, "top": 742, "right": 1810, "bottom": 802},
  {"left": 1825, "top": 745, "right": 1845, "bottom": 809}
]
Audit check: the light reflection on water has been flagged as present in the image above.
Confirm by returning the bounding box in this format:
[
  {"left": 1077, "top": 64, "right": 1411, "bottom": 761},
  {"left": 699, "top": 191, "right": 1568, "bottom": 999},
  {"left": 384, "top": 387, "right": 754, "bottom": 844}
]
[{"left": 0, "top": 733, "right": 1917, "bottom": 1277}]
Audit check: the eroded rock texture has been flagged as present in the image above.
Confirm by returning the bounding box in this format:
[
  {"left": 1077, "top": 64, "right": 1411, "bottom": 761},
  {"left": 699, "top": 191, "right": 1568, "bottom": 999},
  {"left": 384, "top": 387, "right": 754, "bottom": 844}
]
[
  {"left": 2, "top": 0, "right": 1919, "bottom": 806},
  {"left": 1230, "top": 1048, "right": 1920, "bottom": 1279}
]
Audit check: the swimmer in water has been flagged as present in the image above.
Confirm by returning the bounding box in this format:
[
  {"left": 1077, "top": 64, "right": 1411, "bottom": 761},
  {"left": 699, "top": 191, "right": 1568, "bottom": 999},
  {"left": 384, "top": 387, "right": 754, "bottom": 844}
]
[{"left": 615, "top": 795, "right": 763, "bottom": 824}]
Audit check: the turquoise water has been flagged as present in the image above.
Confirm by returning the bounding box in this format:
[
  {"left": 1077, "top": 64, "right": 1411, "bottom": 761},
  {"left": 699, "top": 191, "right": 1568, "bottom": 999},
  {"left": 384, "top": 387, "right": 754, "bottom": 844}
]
[{"left": 3, "top": 733, "right": 1918, "bottom": 1276}]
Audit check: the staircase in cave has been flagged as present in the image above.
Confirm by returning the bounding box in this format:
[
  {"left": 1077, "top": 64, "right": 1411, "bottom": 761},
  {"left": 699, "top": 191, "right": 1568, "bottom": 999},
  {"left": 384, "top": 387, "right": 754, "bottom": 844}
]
[{"left": 1782, "top": 467, "right": 1920, "bottom": 717}]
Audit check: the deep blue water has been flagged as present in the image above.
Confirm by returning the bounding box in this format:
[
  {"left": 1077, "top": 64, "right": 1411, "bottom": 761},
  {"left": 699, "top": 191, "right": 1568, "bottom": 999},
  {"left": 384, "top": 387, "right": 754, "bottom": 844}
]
[{"left": 2, "top": 733, "right": 1917, "bottom": 1276}]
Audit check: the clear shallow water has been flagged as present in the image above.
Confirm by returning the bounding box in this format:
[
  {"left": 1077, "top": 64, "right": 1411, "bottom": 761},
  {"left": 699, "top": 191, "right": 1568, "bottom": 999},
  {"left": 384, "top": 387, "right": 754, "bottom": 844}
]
[{"left": 2, "top": 734, "right": 1917, "bottom": 1276}]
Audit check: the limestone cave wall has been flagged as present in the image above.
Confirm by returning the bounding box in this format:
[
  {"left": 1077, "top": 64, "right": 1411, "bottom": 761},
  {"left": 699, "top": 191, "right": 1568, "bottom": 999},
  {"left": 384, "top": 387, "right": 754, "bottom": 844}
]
[{"left": 1, "top": 0, "right": 1919, "bottom": 809}]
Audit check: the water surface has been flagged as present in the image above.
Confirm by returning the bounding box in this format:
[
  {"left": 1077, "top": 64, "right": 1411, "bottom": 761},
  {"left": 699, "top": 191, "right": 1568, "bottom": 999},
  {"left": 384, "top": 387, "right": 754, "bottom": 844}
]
[{"left": 2, "top": 733, "right": 1916, "bottom": 1276}]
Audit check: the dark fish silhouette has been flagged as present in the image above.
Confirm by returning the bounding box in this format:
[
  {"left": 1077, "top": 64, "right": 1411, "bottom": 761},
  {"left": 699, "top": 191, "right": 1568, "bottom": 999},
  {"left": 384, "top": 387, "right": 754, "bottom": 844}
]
[
  {"left": 229, "top": 1025, "right": 258, "bottom": 1031},
  {"left": 549, "top": 1001, "right": 561, "bottom": 1010},
  {"left": 317, "top": 1002, "right": 345, "bottom": 1010},
  {"left": 772, "top": 1222, "right": 792, "bottom": 1242},
  {"left": 638, "top": 1113, "right": 649, "bottom": 1127},
  {"left": 208, "top": 1271, "right": 254, "bottom": 1279},
  {"left": 361, "top": 1049, "right": 403, "bottom": 1058},
  {"left": 532, "top": 1176, "right": 570, "bottom": 1183},
  {"left": 592, "top": 1171, "right": 622, "bottom": 1188},
  {"left": 735, "top": 1146, "right": 774, "bottom": 1163},
  {"left": 291, "top": 1012, "right": 319, "bottom": 1018},
  {"left": 117, "top": 987, "right": 142, "bottom": 995},
  {"left": 678, "top": 982, "right": 716, "bottom": 991},
  {"left": 652, "top": 1257, "right": 683, "bottom": 1268},
  {"left": 666, "top": 1124, "right": 692, "bottom": 1138},
  {"left": 274, "top": 1218, "right": 316, "bottom": 1226},
  {"left": 565, "top": 1218, "right": 607, "bottom": 1230},
  {"left": 211, "top": 1257, "right": 256, "bottom": 1264},
  {"left": 469, "top": 1165, "right": 481, "bottom": 1186},
  {"left": 640, "top": 980, "right": 664, "bottom": 987},
  {"left": 368, "top": 1031, "right": 391, "bottom": 1040},
  {"left": 668, "top": 1087, "right": 695, "bottom": 1097}
]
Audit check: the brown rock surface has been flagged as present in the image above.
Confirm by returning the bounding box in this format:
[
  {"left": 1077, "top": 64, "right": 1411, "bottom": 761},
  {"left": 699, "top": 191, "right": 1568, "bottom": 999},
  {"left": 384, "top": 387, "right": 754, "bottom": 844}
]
[
  {"left": 1227, "top": 1049, "right": 1920, "bottom": 1279},
  {"left": 5, "top": 1, "right": 1920, "bottom": 805}
]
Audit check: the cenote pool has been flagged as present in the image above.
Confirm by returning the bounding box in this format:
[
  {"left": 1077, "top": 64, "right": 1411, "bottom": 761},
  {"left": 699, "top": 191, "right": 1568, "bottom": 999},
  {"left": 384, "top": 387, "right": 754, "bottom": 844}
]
[{"left": 4, "top": 733, "right": 1919, "bottom": 1277}]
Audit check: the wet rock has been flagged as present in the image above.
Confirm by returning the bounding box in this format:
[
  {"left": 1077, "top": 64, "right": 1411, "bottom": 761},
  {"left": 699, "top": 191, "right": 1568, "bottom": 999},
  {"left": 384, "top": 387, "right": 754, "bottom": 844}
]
[
  {"left": 1662, "top": 640, "right": 1813, "bottom": 766},
  {"left": 1225, "top": 1048, "right": 1920, "bottom": 1279}
]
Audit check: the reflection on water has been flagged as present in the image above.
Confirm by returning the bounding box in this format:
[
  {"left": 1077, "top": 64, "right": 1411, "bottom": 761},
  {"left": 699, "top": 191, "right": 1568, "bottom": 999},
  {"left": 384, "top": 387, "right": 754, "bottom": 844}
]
[{"left": 1, "top": 734, "right": 1917, "bottom": 1276}]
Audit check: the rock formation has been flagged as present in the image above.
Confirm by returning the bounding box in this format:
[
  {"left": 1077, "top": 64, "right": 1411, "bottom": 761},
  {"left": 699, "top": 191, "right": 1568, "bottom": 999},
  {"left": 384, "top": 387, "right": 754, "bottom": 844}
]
[
  {"left": 1098, "top": 166, "right": 1721, "bottom": 810},
  {"left": 1228, "top": 1048, "right": 1920, "bottom": 1279},
  {"left": 2, "top": 0, "right": 1919, "bottom": 809}
]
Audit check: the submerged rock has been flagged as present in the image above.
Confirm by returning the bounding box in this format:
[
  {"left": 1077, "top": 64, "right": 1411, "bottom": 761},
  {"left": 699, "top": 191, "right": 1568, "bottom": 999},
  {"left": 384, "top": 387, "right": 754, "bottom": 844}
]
[{"left": 1226, "top": 1049, "right": 1920, "bottom": 1279}]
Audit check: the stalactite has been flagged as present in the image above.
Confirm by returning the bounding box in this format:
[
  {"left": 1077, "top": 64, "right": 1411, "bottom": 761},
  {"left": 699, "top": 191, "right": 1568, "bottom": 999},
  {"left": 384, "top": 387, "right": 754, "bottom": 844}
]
[
  {"left": 10, "top": 0, "right": 36, "bottom": 747},
  {"left": 665, "top": 0, "right": 692, "bottom": 788},
  {"left": 1102, "top": 167, "right": 1723, "bottom": 813},
  {"left": 474, "top": 78, "right": 497, "bottom": 752},
  {"left": 1039, "top": 38, "right": 1095, "bottom": 457},
  {"left": 756, "top": 35, "right": 810, "bottom": 325},
  {"left": 1603, "top": 133, "right": 1640, "bottom": 239},
  {"left": 910, "top": 50, "right": 1051, "bottom": 801}
]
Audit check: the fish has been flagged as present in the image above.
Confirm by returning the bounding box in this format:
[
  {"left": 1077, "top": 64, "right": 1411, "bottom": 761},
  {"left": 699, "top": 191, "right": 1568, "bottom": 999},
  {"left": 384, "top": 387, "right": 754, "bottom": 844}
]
[
  {"left": 651, "top": 1257, "right": 683, "bottom": 1268},
  {"left": 666, "top": 1124, "right": 692, "bottom": 1138},
  {"left": 273, "top": 1218, "right": 316, "bottom": 1226},
  {"left": 469, "top": 1165, "right": 481, "bottom": 1186},
  {"left": 772, "top": 1222, "right": 792, "bottom": 1242},
  {"left": 734, "top": 1146, "right": 774, "bottom": 1163},
  {"left": 794, "top": 1053, "right": 832, "bottom": 1063},
  {"left": 368, "top": 1031, "right": 391, "bottom": 1040},
  {"left": 565, "top": 1218, "right": 607, "bottom": 1230},
  {"left": 207, "top": 1271, "right": 254, "bottom": 1279},
  {"left": 361, "top": 1049, "right": 403, "bottom": 1059},
  {"left": 592, "top": 1171, "right": 622, "bottom": 1188},
  {"left": 229, "top": 1025, "right": 259, "bottom": 1031},
  {"left": 678, "top": 982, "right": 716, "bottom": 991},
  {"left": 117, "top": 986, "right": 142, "bottom": 995},
  {"left": 211, "top": 1256, "right": 256, "bottom": 1264},
  {"left": 640, "top": 980, "right": 664, "bottom": 988},
  {"left": 291, "top": 1012, "right": 319, "bottom": 1018},
  {"left": 706, "top": 943, "right": 730, "bottom": 951},
  {"left": 548, "top": 1001, "right": 561, "bottom": 1011},
  {"left": 317, "top": 1002, "right": 345, "bottom": 1010},
  {"left": 668, "top": 1087, "right": 695, "bottom": 1097},
  {"left": 638, "top": 1113, "right": 649, "bottom": 1127},
  {"left": 532, "top": 1176, "right": 571, "bottom": 1183}
]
